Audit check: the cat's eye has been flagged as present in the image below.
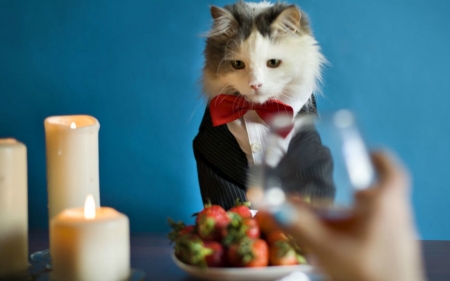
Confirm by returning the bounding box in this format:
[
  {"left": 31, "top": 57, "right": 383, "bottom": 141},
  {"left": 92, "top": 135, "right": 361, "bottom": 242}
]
[
  {"left": 230, "top": 60, "right": 245, "bottom": 70},
  {"left": 267, "top": 59, "right": 282, "bottom": 68}
]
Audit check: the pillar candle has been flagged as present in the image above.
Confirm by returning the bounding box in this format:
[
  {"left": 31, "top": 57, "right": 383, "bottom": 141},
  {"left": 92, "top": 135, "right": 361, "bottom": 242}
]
[
  {"left": 50, "top": 195, "right": 130, "bottom": 281},
  {"left": 0, "top": 139, "right": 28, "bottom": 278},
  {"left": 44, "top": 115, "right": 100, "bottom": 219}
]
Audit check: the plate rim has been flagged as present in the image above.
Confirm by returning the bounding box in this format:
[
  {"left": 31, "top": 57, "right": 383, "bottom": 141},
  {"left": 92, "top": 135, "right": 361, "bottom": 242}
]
[{"left": 172, "top": 251, "right": 315, "bottom": 279}]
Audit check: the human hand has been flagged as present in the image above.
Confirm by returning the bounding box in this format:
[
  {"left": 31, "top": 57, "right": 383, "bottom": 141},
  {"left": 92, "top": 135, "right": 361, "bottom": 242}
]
[{"left": 272, "top": 151, "right": 426, "bottom": 281}]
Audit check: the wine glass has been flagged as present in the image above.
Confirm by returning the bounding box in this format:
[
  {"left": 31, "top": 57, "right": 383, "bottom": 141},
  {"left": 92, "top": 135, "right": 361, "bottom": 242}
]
[{"left": 247, "top": 109, "right": 375, "bottom": 219}]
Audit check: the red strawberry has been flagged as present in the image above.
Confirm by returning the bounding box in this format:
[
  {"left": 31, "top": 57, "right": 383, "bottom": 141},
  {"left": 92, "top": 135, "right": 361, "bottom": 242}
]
[
  {"left": 196, "top": 203, "right": 230, "bottom": 241},
  {"left": 266, "top": 230, "right": 308, "bottom": 266},
  {"left": 167, "top": 218, "right": 195, "bottom": 243},
  {"left": 254, "top": 210, "right": 280, "bottom": 236},
  {"left": 266, "top": 229, "right": 289, "bottom": 245},
  {"left": 174, "top": 234, "right": 202, "bottom": 265},
  {"left": 174, "top": 235, "right": 226, "bottom": 268},
  {"left": 228, "top": 238, "right": 269, "bottom": 267},
  {"left": 223, "top": 212, "right": 260, "bottom": 246},
  {"left": 180, "top": 225, "right": 195, "bottom": 236},
  {"left": 228, "top": 199, "right": 252, "bottom": 218},
  {"left": 269, "top": 240, "right": 307, "bottom": 266},
  {"left": 203, "top": 241, "right": 227, "bottom": 267}
]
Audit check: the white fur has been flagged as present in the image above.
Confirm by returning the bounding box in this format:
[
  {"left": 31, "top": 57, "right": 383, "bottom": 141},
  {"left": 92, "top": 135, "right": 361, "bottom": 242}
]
[
  {"left": 245, "top": 1, "right": 273, "bottom": 11},
  {"left": 203, "top": 31, "right": 325, "bottom": 105}
]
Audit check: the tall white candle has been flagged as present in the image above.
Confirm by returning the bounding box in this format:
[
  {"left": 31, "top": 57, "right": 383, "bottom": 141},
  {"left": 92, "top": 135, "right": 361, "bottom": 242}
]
[
  {"left": 44, "top": 115, "right": 100, "bottom": 219},
  {"left": 50, "top": 195, "right": 130, "bottom": 281},
  {"left": 0, "top": 139, "right": 28, "bottom": 278}
]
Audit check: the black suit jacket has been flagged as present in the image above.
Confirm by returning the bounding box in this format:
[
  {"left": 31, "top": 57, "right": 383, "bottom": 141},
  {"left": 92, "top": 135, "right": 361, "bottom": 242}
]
[{"left": 193, "top": 96, "right": 335, "bottom": 210}]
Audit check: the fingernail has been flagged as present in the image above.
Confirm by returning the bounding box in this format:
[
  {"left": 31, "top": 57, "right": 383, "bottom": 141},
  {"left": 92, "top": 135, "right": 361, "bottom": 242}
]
[{"left": 272, "top": 203, "right": 298, "bottom": 226}]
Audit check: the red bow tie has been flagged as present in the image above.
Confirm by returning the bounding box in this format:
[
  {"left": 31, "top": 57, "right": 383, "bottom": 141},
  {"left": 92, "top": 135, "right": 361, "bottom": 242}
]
[{"left": 209, "top": 94, "right": 294, "bottom": 137}]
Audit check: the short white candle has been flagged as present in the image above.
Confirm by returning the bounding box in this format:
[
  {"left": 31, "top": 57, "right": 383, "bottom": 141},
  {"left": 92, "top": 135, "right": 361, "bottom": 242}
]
[
  {"left": 44, "top": 115, "right": 100, "bottom": 219},
  {"left": 50, "top": 195, "right": 130, "bottom": 281},
  {"left": 0, "top": 138, "right": 28, "bottom": 278}
]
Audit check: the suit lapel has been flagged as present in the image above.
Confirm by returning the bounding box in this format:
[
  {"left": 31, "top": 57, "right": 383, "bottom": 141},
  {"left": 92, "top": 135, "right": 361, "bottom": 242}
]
[{"left": 193, "top": 107, "right": 248, "bottom": 189}]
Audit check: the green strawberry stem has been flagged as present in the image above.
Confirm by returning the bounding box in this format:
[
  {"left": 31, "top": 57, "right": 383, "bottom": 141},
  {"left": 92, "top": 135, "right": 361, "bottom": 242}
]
[
  {"left": 237, "top": 238, "right": 255, "bottom": 265},
  {"left": 167, "top": 217, "right": 186, "bottom": 243},
  {"left": 223, "top": 213, "right": 249, "bottom": 246},
  {"left": 234, "top": 198, "right": 251, "bottom": 207},
  {"left": 175, "top": 236, "right": 213, "bottom": 268}
]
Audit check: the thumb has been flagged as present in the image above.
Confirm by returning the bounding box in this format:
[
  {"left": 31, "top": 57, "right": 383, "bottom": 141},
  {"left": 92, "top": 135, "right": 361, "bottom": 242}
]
[{"left": 370, "top": 150, "right": 410, "bottom": 195}]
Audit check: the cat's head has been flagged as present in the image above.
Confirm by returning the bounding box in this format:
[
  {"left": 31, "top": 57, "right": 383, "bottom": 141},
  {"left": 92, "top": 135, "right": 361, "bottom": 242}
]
[{"left": 202, "top": 1, "right": 325, "bottom": 105}]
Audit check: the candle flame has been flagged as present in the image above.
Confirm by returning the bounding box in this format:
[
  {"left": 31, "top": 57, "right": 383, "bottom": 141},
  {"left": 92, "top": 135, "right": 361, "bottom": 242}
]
[
  {"left": 84, "top": 194, "right": 96, "bottom": 220},
  {"left": 70, "top": 122, "right": 77, "bottom": 129}
]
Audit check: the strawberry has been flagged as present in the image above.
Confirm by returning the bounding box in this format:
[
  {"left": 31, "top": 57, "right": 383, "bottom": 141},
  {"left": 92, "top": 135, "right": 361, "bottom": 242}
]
[
  {"left": 167, "top": 218, "right": 195, "bottom": 243},
  {"left": 174, "top": 235, "right": 226, "bottom": 268},
  {"left": 228, "top": 238, "right": 269, "bottom": 267},
  {"left": 269, "top": 240, "right": 307, "bottom": 266},
  {"left": 180, "top": 225, "right": 195, "bottom": 236},
  {"left": 203, "top": 241, "right": 227, "bottom": 267},
  {"left": 195, "top": 203, "right": 230, "bottom": 241},
  {"left": 228, "top": 199, "right": 252, "bottom": 218},
  {"left": 254, "top": 210, "right": 280, "bottom": 236},
  {"left": 173, "top": 234, "right": 202, "bottom": 265},
  {"left": 243, "top": 218, "right": 260, "bottom": 239},
  {"left": 266, "top": 229, "right": 289, "bottom": 245},
  {"left": 266, "top": 229, "right": 308, "bottom": 266},
  {"left": 222, "top": 212, "right": 260, "bottom": 246}
]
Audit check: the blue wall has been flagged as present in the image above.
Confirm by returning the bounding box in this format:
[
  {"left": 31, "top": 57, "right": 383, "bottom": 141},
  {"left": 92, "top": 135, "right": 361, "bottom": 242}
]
[{"left": 1, "top": 0, "right": 449, "bottom": 239}]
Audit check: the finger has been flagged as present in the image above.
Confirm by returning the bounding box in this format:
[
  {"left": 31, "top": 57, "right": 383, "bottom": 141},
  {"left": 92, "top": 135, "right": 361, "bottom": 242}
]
[
  {"left": 354, "top": 187, "right": 379, "bottom": 211},
  {"left": 371, "top": 150, "right": 410, "bottom": 194},
  {"left": 271, "top": 202, "right": 333, "bottom": 254}
]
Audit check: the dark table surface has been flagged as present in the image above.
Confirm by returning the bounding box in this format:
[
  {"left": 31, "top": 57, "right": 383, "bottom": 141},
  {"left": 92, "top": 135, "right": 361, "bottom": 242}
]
[{"left": 28, "top": 230, "right": 450, "bottom": 281}]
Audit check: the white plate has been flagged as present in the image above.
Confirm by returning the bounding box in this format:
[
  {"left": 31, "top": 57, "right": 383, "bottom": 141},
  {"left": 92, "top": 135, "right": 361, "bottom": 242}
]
[{"left": 172, "top": 253, "right": 317, "bottom": 281}]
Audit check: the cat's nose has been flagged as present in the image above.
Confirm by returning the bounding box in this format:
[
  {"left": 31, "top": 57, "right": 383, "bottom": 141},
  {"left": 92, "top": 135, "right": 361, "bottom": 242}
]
[{"left": 250, "top": 83, "right": 262, "bottom": 90}]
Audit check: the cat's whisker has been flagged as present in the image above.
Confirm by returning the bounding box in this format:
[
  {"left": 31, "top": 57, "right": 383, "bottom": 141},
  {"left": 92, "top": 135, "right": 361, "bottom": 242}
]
[
  {"left": 186, "top": 101, "right": 206, "bottom": 125},
  {"left": 233, "top": 94, "right": 246, "bottom": 111},
  {"left": 214, "top": 88, "right": 232, "bottom": 106},
  {"left": 231, "top": 95, "right": 241, "bottom": 111},
  {"left": 222, "top": 85, "right": 235, "bottom": 96},
  {"left": 218, "top": 84, "right": 230, "bottom": 95},
  {"left": 280, "top": 90, "right": 294, "bottom": 101}
]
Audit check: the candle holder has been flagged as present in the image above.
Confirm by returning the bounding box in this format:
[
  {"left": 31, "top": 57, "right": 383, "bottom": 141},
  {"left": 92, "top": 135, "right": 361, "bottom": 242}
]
[{"left": 30, "top": 249, "right": 52, "bottom": 270}]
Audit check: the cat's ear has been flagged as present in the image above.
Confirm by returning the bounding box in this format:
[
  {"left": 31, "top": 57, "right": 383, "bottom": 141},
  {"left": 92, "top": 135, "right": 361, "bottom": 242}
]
[
  {"left": 208, "top": 6, "right": 237, "bottom": 37},
  {"left": 210, "top": 6, "right": 231, "bottom": 20},
  {"left": 272, "top": 6, "right": 302, "bottom": 35}
]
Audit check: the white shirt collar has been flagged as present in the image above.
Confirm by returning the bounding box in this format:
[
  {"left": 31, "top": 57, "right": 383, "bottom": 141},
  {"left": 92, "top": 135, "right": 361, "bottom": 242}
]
[{"left": 226, "top": 92, "right": 312, "bottom": 166}]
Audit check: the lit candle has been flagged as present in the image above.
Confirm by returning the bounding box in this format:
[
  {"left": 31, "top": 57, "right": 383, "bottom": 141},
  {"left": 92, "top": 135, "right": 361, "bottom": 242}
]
[
  {"left": 50, "top": 195, "right": 130, "bottom": 281},
  {"left": 44, "top": 115, "right": 100, "bottom": 219},
  {"left": 0, "top": 139, "right": 28, "bottom": 278}
]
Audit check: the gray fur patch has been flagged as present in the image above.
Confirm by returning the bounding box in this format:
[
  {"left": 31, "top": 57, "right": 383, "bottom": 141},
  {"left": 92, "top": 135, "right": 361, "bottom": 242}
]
[{"left": 255, "top": 4, "right": 311, "bottom": 37}]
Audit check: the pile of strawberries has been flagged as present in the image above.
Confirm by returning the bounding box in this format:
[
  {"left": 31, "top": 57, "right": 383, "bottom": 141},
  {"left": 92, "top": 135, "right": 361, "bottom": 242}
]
[{"left": 168, "top": 201, "right": 307, "bottom": 268}]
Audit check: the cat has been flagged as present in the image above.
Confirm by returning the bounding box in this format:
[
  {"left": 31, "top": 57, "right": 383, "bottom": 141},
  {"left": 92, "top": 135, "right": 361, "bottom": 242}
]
[
  {"left": 193, "top": 1, "right": 334, "bottom": 209},
  {"left": 202, "top": 1, "right": 325, "bottom": 107}
]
